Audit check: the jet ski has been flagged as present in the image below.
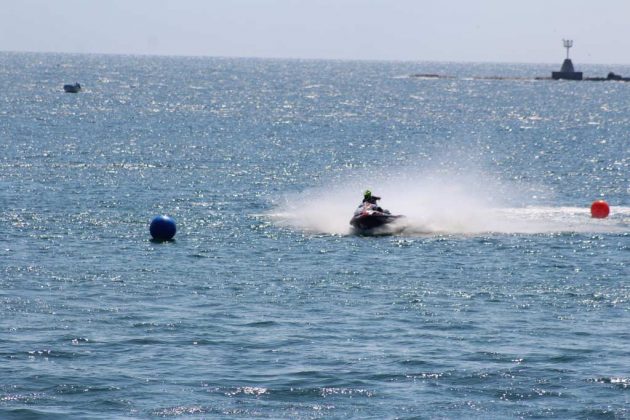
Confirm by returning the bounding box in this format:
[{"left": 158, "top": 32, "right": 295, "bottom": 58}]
[{"left": 349, "top": 203, "right": 403, "bottom": 232}]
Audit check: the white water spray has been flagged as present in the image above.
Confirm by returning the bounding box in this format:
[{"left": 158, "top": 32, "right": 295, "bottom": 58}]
[{"left": 269, "top": 166, "right": 629, "bottom": 236}]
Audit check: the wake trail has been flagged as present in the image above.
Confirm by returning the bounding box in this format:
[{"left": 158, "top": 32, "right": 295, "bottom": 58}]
[{"left": 267, "top": 168, "right": 629, "bottom": 236}]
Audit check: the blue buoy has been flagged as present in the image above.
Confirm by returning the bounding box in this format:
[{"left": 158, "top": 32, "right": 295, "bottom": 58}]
[{"left": 150, "top": 215, "right": 176, "bottom": 241}]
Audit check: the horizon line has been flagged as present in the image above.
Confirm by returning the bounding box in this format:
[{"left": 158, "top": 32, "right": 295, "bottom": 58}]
[{"left": 2, "top": 49, "right": 630, "bottom": 68}]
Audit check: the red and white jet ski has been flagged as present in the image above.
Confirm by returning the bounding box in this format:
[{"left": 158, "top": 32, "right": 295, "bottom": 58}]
[{"left": 349, "top": 202, "right": 403, "bottom": 232}]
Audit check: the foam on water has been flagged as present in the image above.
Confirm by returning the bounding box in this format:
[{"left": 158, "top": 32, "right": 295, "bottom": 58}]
[{"left": 271, "top": 166, "right": 629, "bottom": 236}]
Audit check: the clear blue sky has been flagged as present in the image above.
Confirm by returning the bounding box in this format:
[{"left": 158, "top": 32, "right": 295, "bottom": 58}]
[{"left": 2, "top": 0, "right": 630, "bottom": 64}]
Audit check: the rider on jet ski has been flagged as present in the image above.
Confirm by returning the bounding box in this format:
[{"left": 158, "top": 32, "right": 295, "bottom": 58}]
[
  {"left": 361, "top": 190, "right": 387, "bottom": 213},
  {"left": 362, "top": 190, "right": 380, "bottom": 205},
  {"left": 350, "top": 190, "right": 400, "bottom": 231}
]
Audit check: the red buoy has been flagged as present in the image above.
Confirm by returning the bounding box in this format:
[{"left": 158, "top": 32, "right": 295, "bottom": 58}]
[{"left": 590, "top": 200, "right": 610, "bottom": 218}]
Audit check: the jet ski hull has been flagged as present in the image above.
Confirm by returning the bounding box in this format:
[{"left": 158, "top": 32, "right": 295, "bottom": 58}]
[{"left": 350, "top": 212, "right": 402, "bottom": 231}]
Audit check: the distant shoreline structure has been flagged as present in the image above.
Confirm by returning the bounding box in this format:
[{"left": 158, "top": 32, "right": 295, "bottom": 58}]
[
  {"left": 411, "top": 39, "right": 630, "bottom": 82},
  {"left": 551, "top": 39, "right": 583, "bottom": 80},
  {"left": 409, "top": 72, "right": 630, "bottom": 82}
]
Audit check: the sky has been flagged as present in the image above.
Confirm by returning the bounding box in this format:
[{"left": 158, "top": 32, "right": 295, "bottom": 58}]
[{"left": 2, "top": 0, "right": 630, "bottom": 64}]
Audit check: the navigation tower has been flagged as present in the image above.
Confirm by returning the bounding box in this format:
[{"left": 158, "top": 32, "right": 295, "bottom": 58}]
[{"left": 552, "top": 39, "right": 582, "bottom": 80}]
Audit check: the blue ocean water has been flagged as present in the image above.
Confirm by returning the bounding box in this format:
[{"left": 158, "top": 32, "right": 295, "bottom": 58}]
[{"left": 0, "top": 52, "right": 629, "bottom": 418}]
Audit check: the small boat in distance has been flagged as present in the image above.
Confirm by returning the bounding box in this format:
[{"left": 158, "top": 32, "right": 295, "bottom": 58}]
[{"left": 63, "top": 83, "right": 81, "bottom": 93}]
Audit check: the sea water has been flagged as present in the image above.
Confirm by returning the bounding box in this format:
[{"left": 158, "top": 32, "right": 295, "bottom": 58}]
[{"left": 0, "top": 52, "right": 629, "bottom": 418}]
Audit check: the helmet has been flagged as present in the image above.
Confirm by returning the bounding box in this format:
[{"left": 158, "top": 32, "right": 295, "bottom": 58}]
[{"left": 364, "top": 190, "right": 372, "bottom": 198}]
